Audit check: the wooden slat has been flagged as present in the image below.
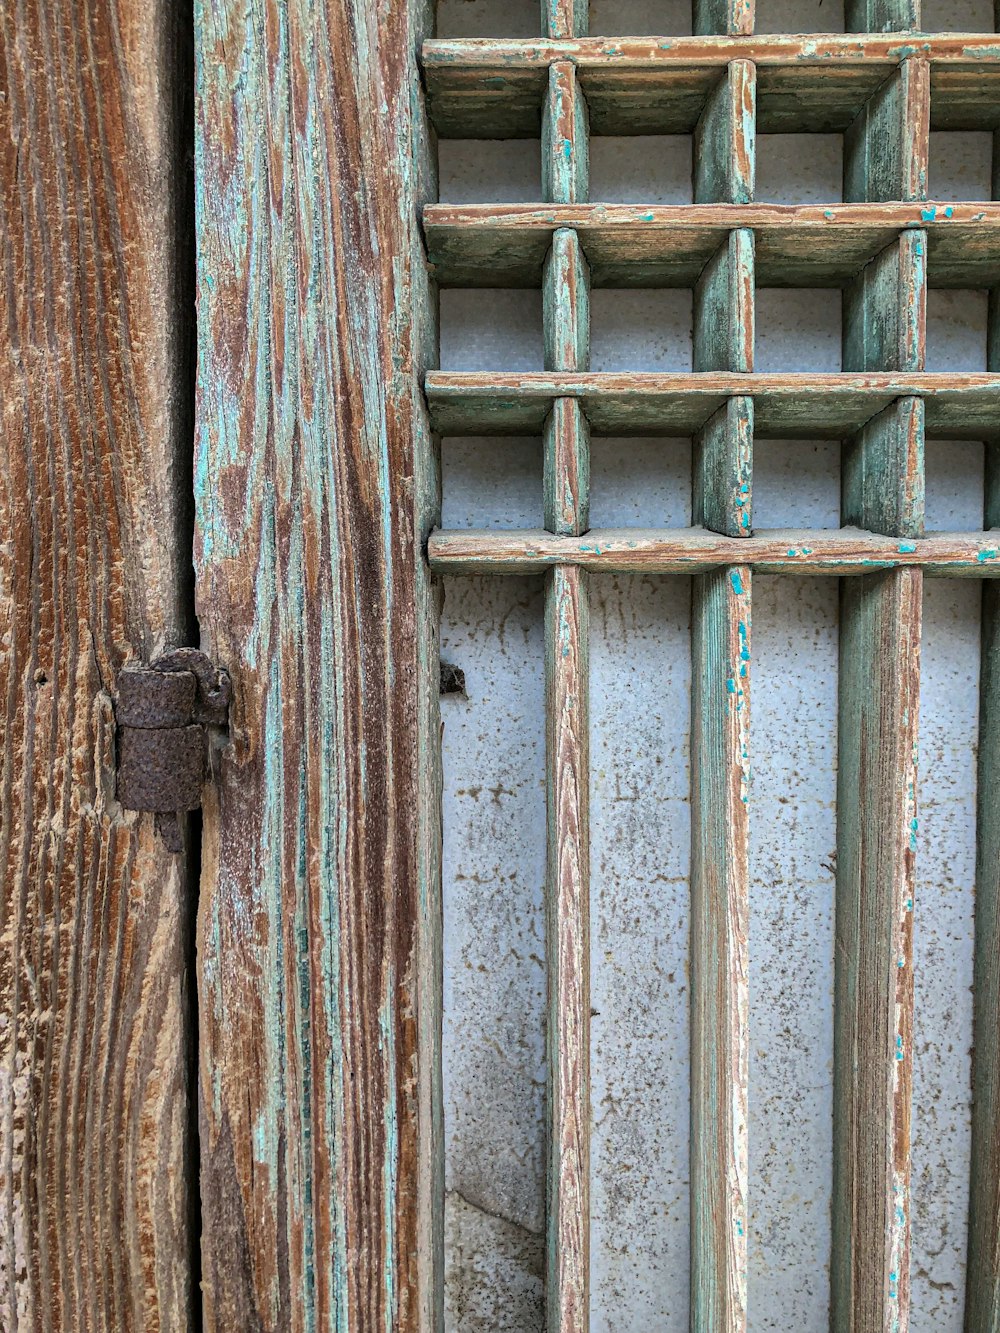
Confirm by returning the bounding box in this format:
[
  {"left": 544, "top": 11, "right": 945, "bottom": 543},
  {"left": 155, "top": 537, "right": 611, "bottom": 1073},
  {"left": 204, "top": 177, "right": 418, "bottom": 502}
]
[
  {"left": 545, "top": 565, "right": 591, "bottom": 1333},
  {"left": 425, "top": 371, "right": 1000, "bottom": 438},
  {"left": 194, "top": 0, "right": 435, "bottom": 1326},
  {"left": 0, "top": 2, "right": 194, "bottom": 1327},
  {"left": 691, "top": 568, "right": 751, "bottom": 1333},
  {"left": 695, "top": 401, "right": 755, "bottom": 537},
  {"left": 422, "top": 38, "right": 1000, "bottom": 138},
  {"left": 425, "top": 203, "right": 1000, "bottom": 289},
  {"left": 427, "top": 527, "right": 1000, "bottom": 575},
  {"left": 833, "top": 569, "right": 921, "bottom": 1332},
  {"left": 695, "top": 61, "right": 755, "bottom": 205},
  {"left": 694, "top": 232, "right": 755, "bottom": 372},
  {"left": 543, "top": 62, "right": 589, "bottom": 205},
  {"left": 845, "top": 57, "right": 929, "bottom": 203},
  {"left": 967, "top": 576, "right": 1000, "bottom": 1331}
]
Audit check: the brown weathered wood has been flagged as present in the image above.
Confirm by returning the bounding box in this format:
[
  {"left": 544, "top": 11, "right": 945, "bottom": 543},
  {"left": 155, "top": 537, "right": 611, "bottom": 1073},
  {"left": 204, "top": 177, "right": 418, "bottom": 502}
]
[
  {"left": 0, "top": 1, "right": 194, "bottom": 1327},
  {"left": 425, "top": 202, "right": 1000, "bottom": 289},
  {"left": 427, "top": 527, "right": 1000, "bottom": 576},
  {"left": 545, "top": 564, "right": 590, "bottom": 1333},
  {"left": 425, "top": 371, "right": 1000, "bottom": 437},
  {"left": 833, "top": 569, "right": 921, "bottom": 1332},
  {"left": 423, "top": 38, "right": 1000, "bottom": 138},
  {"left": 194, "top": 0, "right": 436, "bottom": 1327}
]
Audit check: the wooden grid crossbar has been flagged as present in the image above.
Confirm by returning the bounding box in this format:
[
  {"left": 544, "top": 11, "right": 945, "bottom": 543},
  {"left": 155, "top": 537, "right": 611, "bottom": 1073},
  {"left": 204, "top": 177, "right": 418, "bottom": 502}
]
[{"left": 423, "top": 1, "right": 999, "bottom": 1326}]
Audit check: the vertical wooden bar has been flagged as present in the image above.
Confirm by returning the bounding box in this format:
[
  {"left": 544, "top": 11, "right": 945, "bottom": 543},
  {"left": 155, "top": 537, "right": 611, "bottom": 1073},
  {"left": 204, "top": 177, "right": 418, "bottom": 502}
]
[
  {"left": 0, "top": 3, "right": 194, "bottom": 1327},
  {"left": 690, "top": 53, "right": 754, "bottom": 1333},
  {"left": 844, "top": 57, "right": 929, "bottom": 204},
  {"left": 194, "top": 0, "right": 435, "bottom": 1327},
  {"left": 694, "top": 0, "right": 754, "bottom": 38},
  {"left": 543, "top": 0, "right": 588, "bottom": 36},
  {"left": 965, "top": 279, "right": 1000, "bottom": 1333},
  {"left": 833, "top": 58, "right": 925, "bottom": 1325},
  {"left": 545, "top": 565, "right": 591, "bottom": 1333},
  {"left": 845, "top": 0, "right": 918, "bottom": 35},
  {"left": 690, "top": 565, "right": 751, "bottom": 1333},
  {"left": 832, "top": 569, "right": 921, "bottom": 1333},
  {"left": 541, "top": 44, "right": 591, "bottom": 1333}
]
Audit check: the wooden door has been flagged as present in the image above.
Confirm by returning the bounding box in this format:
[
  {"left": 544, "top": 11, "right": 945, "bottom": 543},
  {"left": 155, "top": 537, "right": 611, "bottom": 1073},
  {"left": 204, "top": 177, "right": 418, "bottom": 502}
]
[{"left": 4, "top": 1, "right": 1000, "bottom": 1331}]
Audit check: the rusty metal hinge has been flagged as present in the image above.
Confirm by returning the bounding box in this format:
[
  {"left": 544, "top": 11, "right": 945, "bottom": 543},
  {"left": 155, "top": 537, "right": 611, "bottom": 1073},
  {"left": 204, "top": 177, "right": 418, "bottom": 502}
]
[{"left": 116, "top": 649, "right": 231, "bottom": 852}]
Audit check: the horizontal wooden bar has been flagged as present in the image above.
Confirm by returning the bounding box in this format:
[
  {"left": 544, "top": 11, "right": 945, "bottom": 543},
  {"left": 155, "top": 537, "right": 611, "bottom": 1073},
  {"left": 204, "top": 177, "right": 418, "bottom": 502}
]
[
  {"left": 427, "top": 526, "right": 1000, "bottom": 575},
  {"left": 425, "top": 203, "right": 1000, "bottom": 288},
  {"left": 425, "top": 371, "right": 1000, "bottom": 438},
  {"left": 423, "top": 37, "right": 1000, "bottom": 137}
]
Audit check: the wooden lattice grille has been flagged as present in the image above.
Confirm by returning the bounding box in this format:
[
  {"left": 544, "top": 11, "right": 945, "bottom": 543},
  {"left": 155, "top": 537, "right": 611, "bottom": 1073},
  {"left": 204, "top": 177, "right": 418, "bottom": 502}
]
[{"left": 422, "top": 9, "right": 999, "bottom": 1330}]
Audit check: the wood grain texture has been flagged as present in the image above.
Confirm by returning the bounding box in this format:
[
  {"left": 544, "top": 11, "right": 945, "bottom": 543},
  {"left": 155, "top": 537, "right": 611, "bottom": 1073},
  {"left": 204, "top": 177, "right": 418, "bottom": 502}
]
[
  {"left": 695, "top": 61, "right": 755, "bottom": 205},
  {"left": 691, "top": 568, "right": 751, "bottom": 1333},
  {"left": 833, "top": 569, "right": 921, "bottom": 1333},
  {"left": 543, "top": 63, "right": 589, "bottom": 206},
  {"left": 694, "top": 232, "right": 754, "bottom": 373},
  {"left": 544, "top": 229, "right": 590, "bottom": 372},
  {"left": 428, "top": 527, "right": 1000, "bottom": 576},
  {"left": 194, "top": 0, "right": 436, "bottom": 1326},
  {"left": 845, "top": 56, "right": 929, "bottom": 203},
  {"left": 0, "top": 0, "right": 194, "bottom": 1328},
  {"left": 543, "top": 0, "right": 587, "bottom": 38},
  {"left": 422, "top": 38, "right": 1000, "bottom": 139},
  {"left": 425, "top": 202, "right": 1000, "bottom": 289},
  {"left": 545, "top": 565, "right": 590, "bottom": 1333},
  {"left": 425, "top": 371, "right": 1000, "bottom": 438},
  {"left": 968, "top": 577, "right": 1000, "bottom": 1333},
  {"left": 694, "top": 401, "right": 754, "bottom": 538}
]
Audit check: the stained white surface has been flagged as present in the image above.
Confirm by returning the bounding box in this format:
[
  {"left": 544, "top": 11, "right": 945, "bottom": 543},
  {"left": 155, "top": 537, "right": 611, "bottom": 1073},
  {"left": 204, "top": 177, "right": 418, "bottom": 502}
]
[{"left": 435, "top": 3, "right": 991, "bottom": 1326}]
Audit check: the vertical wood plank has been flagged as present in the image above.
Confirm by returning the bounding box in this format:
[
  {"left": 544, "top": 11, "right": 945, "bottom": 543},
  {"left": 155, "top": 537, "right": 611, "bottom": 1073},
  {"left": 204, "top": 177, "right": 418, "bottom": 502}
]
[
  {"left": 844, "top": 57, "right": 929, "bottom": 204},
  {"left": 194, "top": 0, "right": 436, "bottom": 1327},
  {"left": 694, "top": 0, "right": 754, "bottom": 38},
  {"left": 690, "top": 566, "right": 751, "bottom": 1333},
  {"left": 695, "top": 61, "right": 756, "bottom": 207},
  {"left": 845, "top": 0, "right": 918, "bottom": 36},
  {"left": 965, "top": 303, "right": 1000, "bottom": 1333},
  {"left": 967, "top": 575, "right": 1000, "bottom": 1333},
  {"left": 0, "top": 1, "right": 194, "bottom": 1328},
  {"left": 833, "top": 569, "right": 921, "bottom": 1333},
  {"left": 543, "top": 0, "right": 588, "bottom": 37},
  {"left": 545, "top": 564, "right": 591, "bottom": 1333},
  {"left": 543, "top": 63, "right": 589, "bottom": 206}
]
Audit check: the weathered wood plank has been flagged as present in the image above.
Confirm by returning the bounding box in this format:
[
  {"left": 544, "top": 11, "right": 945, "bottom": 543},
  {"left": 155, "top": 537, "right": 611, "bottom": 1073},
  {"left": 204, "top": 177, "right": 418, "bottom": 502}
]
[
  {"left": 544, "top": 229, "right": 591, "bottom": 372},
  {"left": 543, "top": 63, "right": 589, "bottom": 206},
  {"left": 967, "top": 575, "right": 1000, "bottom": 1333},
  {"left": 427, "top": 527, "right": 1000, "bottom": 576},
  {"left": 422, "top": 39, "right": 1000, "bottom": 139},
  {"left": 845, "top": 56, "right": 929, "bottom": 203},
  {"left": 691, "top": 565, "right": 751, "bottom": 1333},
  {"left": 545, "top": 565, "right": 591, "bottom": 1333},
  {"left": 833, "top": 569, "right": 921, "bottom": 1333},
  {"left": 694, "top": 232, "right": 755, "bottom": 372},
  {"left": 695, "top": 0, "right": 754, "bottom": 39},
  {"left": 694, "top": 400, "right": 755, "bottom": 537},
  {"left": 695, "top": 62, "right": 755, "bottom": 205},
  {"left": 543, "top": 0, "right": 587, "bottom": 38},
  {"left": 0, "top": 0, "right": 194, "bottom": 1327},
  {"left": 843, "top": 232, "right": 926, "bottom": 374},
  {"left": 425, "top": 371, "right": 1000, "bottom": 438},
  {"left": 845, "top": 0, "right": 917, "bottom": 39},
  {"left": 425, "top": 202, "right": 1000, "bottom": 289},
  {"left": 194, "top": 0, "right": 435, "bottom": 1327}
]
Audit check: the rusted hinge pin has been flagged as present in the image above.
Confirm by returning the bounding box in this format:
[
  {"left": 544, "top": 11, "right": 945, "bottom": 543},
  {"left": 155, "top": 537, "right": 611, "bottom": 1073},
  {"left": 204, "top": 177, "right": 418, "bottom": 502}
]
[{"left": 116, "top": 649, "right": 231, "bottom": 852}]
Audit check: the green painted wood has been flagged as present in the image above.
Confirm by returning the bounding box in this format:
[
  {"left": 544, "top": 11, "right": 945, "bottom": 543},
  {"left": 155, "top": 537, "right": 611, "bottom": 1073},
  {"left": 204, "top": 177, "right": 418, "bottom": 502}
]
[
  {"left": 691, "top": 567, "right": 751, "bottom": 1333},
  {"left": 543, "top": 0, "right": 588, "bottom": 37},
  {"left": 427, "top": 527, "right": 1000, "bottom": 577},
  {"left": 424, "top": 203, "right": 1000, "bottom": 290},
  {"left": 544, "top": 229, "right": 591, "bottom": 372},
  {"left": 694, "top": 400, "right": 755, "bottom": 538},
  {"left": 694, "top": 231, "right": 755, "bottom": 373},
  {"left": 425, "top": 371, "right": 1000, "bottom": 438},
  {"left": 543, "top": 62, "right": 589, "bottom": 206},
  {"left": 833, "top": 568, "right": 921, "bottom": 1333},
  {"left": 545, "top": 564, "right": 591, "bottom": 1333},
  {"left": 695, "top": 0, "right": 754, "bottom": 36},
  {"left": 844, "top": 56, "right": 929, "bottom": 203},
  {"left": 194, "top": 0, "right": 436, "bottom": 1326},
  {"left": 695, "top": 61, "right": 755, "bottom": 205},
  {"left": 843, "top": 399, "right": 926, "bottom": 539},
  {"left": 843, "top": 232, "right": 926, "bottom": 375},
  {"left": 845, "top": 0, "right": 917, "bottom": 36}
]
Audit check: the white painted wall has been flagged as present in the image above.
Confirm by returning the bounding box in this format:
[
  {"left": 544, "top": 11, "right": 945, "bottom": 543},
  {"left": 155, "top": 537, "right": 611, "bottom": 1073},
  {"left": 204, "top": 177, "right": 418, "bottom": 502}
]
[{"left": 435, "top": 2, "right": 989, "bottom": 1325}]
